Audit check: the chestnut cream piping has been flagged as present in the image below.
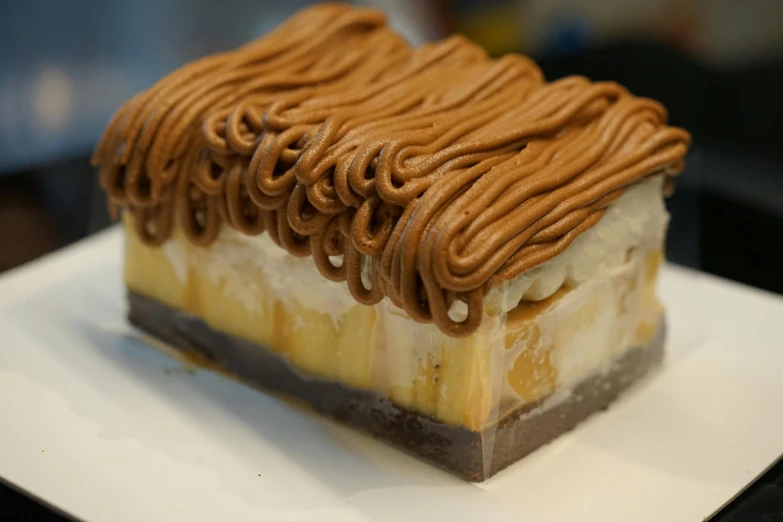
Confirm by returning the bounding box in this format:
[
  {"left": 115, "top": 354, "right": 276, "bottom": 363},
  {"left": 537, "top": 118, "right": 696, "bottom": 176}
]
[{"left": 93, "top": 3, "right": 690, "bottom": 337}]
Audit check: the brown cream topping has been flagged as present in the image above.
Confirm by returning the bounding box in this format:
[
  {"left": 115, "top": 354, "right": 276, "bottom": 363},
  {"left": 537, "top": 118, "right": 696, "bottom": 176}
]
[{"left": 93, "top": 4, "right": 690, "bottom": 337}]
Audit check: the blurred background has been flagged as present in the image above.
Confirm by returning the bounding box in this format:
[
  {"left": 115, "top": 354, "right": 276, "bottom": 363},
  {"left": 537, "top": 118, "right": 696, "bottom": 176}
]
[{"left": 1, "top": 0, "right": 783, "bottom": 297}]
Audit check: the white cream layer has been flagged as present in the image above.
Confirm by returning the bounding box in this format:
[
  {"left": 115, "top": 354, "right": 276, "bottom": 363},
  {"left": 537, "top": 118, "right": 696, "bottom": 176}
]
[
  {"left": 162, "top": 176, "right": 668, "bottom": 327},
  {"left": 485, "top": 175, "right": 668, "bottom": 311}
]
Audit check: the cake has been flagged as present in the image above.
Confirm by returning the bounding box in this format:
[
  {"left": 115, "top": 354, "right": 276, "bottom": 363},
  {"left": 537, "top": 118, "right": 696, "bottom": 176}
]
[{"left": 93, "top": 4, "right": 690, "bottom": 481}]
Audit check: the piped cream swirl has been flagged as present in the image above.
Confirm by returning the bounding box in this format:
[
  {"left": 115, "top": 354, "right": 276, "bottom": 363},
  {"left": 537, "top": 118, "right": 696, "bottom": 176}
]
[{"left": 93, "top": 3, "right": 690, "bottom": 337}]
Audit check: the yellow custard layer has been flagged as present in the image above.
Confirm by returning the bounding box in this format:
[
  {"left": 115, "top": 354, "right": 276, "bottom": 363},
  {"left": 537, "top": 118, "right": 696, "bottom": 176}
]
[{"left": 124, "top": 211, "right": 663, "bottom": 431}]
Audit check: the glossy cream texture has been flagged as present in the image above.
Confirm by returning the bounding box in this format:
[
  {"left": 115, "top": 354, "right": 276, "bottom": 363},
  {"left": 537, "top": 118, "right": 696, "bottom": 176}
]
[{"left": 125, "top": 177, "right": 667, "bottom": 429}]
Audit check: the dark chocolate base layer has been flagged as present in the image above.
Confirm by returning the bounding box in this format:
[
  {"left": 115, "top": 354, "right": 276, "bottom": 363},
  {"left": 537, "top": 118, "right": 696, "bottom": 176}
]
[{"left": 128, "top": 291, "right": 664, "bottom": 481}]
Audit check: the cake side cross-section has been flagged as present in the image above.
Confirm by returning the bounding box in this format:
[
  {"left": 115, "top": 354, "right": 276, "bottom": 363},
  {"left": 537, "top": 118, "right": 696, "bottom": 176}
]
[{"left": 96, "top": 3, "right": 689, "bottom": 480}]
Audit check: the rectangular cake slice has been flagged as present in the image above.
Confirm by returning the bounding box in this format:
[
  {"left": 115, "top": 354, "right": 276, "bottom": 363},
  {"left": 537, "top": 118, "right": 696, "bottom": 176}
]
[{"left": 94, "top": 4, "right": 689, "bottom": 481}]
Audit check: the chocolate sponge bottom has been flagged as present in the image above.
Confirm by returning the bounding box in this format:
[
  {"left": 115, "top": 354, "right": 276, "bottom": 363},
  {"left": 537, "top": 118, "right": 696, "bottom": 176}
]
[{"left": 128, "top": 291, "right": 664, "bottom": 481}]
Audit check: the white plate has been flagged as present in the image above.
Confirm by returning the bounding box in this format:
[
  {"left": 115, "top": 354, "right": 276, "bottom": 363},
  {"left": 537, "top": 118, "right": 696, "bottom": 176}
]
[{"left": 1, "top": 228, "right": 782, "bottom": 522}]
